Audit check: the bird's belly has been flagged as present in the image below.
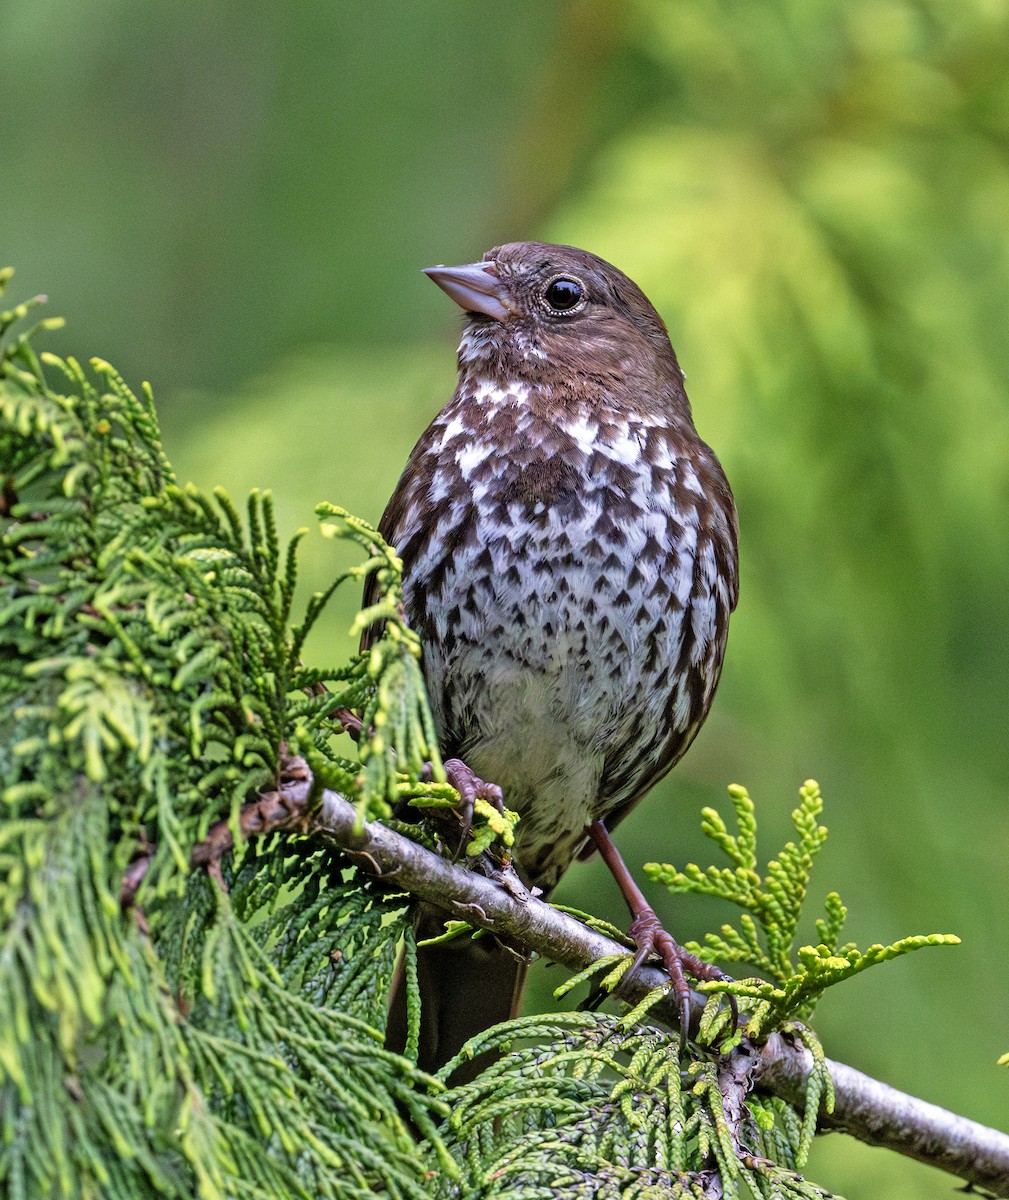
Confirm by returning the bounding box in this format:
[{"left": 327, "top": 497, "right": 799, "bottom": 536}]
[{"left": 455, "top": 664, "right": 603, "bottom": 886}]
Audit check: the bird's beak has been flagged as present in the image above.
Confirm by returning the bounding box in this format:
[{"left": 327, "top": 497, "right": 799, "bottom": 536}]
[{"left": 423, "top": 260, "right": 515, "bottom": 322}]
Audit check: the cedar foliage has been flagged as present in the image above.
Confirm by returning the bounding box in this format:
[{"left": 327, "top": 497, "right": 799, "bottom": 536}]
[
  {"left": 0, "top": 277, "right": 447, "bottom": 1198},
  {"left": 0, "top": 277, "right": 955, "bottom": 1198}
]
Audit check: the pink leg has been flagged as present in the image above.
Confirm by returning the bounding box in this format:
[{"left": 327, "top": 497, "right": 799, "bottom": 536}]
[{"left": 586, "top": 820, "right": 735, "bottom": 1038}]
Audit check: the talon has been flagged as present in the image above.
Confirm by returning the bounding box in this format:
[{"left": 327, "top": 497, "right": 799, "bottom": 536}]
[
  {"left": 625, "top": 906, "right": 737, "bottom": 1037},
  {"left": 444, "top": 758, "right": 504, "bottom": 814},
  {"left": 397, "top": 758, "right": 506, "bottom": 843},
  {"left": 437, "top": 758, "right": 506, "bottom": 857}
]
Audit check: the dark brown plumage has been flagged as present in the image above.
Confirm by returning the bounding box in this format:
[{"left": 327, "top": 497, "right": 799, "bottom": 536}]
[{"left": 378, "top": 242, "right": 738, "bottom": 1075}]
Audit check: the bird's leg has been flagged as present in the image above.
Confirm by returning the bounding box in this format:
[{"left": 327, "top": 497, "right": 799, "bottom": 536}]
[{"left": 586, "top": 819, "right": 735, "bottom": 1039}]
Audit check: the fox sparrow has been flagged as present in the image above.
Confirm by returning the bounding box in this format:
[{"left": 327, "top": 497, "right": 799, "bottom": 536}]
[{"left": 378, "top": 241, "right": 738, "bottom": 1075}]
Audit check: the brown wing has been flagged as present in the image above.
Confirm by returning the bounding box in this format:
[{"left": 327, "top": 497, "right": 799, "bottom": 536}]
[
  {"left": 587, "top": 463, "right": 739, "bottom": 844},
  {"left": 358, "top": 426, "right": 439, "bottom": 654}
]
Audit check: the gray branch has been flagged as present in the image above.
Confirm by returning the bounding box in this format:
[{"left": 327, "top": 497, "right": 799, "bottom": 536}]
[{"left": 230, "top": 772, "right": 1009, "bottom": 1196}]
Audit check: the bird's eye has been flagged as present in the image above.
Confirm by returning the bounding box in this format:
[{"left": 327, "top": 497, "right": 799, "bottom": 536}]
[{"left": 542, "top": 276, "right": 585, "bottom": 314}]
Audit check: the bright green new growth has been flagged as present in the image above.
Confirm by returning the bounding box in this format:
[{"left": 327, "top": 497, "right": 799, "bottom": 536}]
[
  {"left": 0, "top": 272, "right": 466, "bottom": 1198},
  {"left": 641, "top": 783, "right": 958, "bottom": 1160},
  {"left": 646, "top": 781, "right": 959, "bottom": 1036},
  {"left": 0, "top": 275, "right": 957, "bottom": 1199}
]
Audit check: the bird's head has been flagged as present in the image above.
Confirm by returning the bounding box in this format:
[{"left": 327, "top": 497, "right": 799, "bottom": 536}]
[{"left": 424, "top": 241, "right": 685, "bottom": 402}]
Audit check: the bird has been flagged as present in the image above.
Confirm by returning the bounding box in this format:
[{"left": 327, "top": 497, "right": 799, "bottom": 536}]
[{"left": 376, "top": 241, "right": 739, "bottom": 1078}]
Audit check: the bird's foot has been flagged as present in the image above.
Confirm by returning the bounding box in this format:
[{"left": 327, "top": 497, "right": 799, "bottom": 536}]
[
  {"left": 442, "top": 758, "right": 505, "bottom": 812},
  {"left": 441, "top": 758, "right": 505, "bottom": 854},
  {"left": 626, "top": 905, "right": 737, "bottom": 1040},
  {"left": 401, "top": 758, "right": 506, "bottom": 855}
]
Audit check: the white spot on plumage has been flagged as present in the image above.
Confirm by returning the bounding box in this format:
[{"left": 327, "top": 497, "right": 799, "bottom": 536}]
[
  {"left": 455, "top": 441, "right": 491, "bottom": 478},
  {"left": 681, "top": 463, "right": 703, "bottom": 494},
  {"left": 438, "top": 414, "right": 466, "bottom": 445},
  {"left": 560, "top": 414, "right": 599, "bottom": 455},
  {"left": 472, "top": 377, "right": 530, "bottom": 408}
]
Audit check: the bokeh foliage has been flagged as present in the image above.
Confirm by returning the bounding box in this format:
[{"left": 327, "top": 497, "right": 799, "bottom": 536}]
[{"left": 2, "top": 2, "right": 1008, "bottom": 1196}]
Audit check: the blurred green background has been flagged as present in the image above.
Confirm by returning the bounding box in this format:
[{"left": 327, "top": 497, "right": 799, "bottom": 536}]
[{"left": 4, "top": 1, "right": 1008, "bottom": 1193}]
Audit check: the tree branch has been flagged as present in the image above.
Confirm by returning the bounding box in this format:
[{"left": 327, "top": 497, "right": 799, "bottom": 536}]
[{"left": 175, "top": 765, "right": 1009, "bottom": 1196}]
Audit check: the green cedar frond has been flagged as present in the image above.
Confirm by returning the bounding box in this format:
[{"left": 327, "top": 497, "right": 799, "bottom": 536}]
[
  {"left": 432, "top": 1013, "right": 837, "bottom": 1198},
  {"left": 1, "top": 276, "right": 460, "bottom": 1197},
  {"left": 646, "top": 781, "right": 959, "bottom": 1034}
]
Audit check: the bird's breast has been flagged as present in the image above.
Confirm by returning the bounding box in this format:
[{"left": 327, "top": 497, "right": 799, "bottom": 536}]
[
  {"left": 382, "top": 380, "right": 735, "bottom": 885},
  {"left": 397, "top": 393, "right": 726, "bottom": 732}
]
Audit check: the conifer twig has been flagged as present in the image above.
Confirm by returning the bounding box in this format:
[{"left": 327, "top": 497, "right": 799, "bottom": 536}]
[
  {"left": 125, "top": 761, "right": 1009, "bottom": 1195},
  {"left": 757, "top": 1032, "right": 1009, "bottom": 1191}
]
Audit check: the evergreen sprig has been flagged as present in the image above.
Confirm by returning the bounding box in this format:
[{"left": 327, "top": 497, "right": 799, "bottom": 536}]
[
  {"left": 645, "top": 781, "right": 959, "bottom": 1036},
  {"left": 431, "top": 1012, "right": 836, "bottom": 1199},
  {"left": 0, "top": 272, "right": 460, "bottom": 1198}
]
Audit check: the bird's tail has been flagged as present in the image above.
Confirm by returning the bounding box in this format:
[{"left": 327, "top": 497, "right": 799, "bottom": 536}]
[{"left": 385, "top": 904, "right": 528, "bottom": 1083}]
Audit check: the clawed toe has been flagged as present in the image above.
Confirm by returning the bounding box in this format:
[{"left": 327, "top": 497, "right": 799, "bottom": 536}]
[
  {"left": 443, "top": 759, "right": 504, "bottom": 811},
  {"left": 626, "top": 907, "right": 737, "bottom": 1038},
  {"left": 441, "top": 758, "right": 505, "bottom": 854}
]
